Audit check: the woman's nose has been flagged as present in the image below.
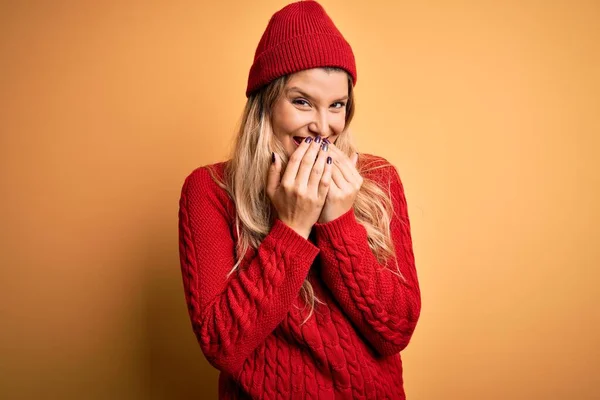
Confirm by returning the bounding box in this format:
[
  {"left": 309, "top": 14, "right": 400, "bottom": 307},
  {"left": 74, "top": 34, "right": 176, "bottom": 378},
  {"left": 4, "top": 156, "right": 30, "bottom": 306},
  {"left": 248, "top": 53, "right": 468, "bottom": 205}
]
[{"left": 308, "top": 121, "right": 330, "bottom": 136}]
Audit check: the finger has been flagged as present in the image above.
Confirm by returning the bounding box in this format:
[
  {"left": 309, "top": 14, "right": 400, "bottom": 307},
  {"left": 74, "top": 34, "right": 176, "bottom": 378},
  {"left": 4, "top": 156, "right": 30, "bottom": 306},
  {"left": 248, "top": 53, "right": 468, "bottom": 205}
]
[
  {"left": 295, "top": 137, "right": 324, "bottom": 186},
  {"left": 318, "top": 155, "right": 334, "bottom": 200},
  {"left": 281, "top": 137, "right": 313, "bottom": 185},
  {"left": 307, "top": 141, "right": 329, "bottom": 192},
  {"left": 327, "top": 144, "right": 360, "bottom": 182},
  {"left": 332, "top": 152, "right": 357, "bottom": 184},
  {"left": 334, "top": 147, "right": 356, "bottom": 173},
  {"left": 331, "top": 161, "right": 352, "bottom": 190},
  {"left": 266, "top": 152, "right": 282, "bottom": 198}
]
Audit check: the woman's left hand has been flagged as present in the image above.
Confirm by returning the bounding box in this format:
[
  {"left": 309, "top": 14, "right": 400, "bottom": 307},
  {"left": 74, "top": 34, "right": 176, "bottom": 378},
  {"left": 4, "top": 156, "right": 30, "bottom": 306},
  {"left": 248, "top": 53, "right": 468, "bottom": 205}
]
[{"left": 317, "top": 143, "right": 363, "bottom": 223}]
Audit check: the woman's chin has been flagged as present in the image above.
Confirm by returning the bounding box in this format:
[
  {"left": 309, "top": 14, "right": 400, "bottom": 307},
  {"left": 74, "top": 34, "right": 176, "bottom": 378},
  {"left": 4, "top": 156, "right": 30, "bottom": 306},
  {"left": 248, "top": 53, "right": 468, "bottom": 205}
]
[{"left": 287, "top": 144, "right": 297, "bottom": 156}]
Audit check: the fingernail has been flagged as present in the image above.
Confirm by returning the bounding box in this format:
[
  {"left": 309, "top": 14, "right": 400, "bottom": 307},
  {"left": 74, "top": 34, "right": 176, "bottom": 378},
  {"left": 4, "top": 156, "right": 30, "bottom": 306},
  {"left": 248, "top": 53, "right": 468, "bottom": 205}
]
[
  {"left": 327, "top": 156, "right": 332, "bottom": 164},
  {"left": 271, "top": 152, "right": 275, "bottom": 163},
  {"left": 323, "top": 138, "right": 330, "bottom": 144},
  {"left": 305, "top": 137, "right": 313, "bottom": 143},
  {"left": 315, "top": 136, "right": 321, "bottom": 144},
  {"left": 321, "top": 142, "right": 328, "bottom": 151}
]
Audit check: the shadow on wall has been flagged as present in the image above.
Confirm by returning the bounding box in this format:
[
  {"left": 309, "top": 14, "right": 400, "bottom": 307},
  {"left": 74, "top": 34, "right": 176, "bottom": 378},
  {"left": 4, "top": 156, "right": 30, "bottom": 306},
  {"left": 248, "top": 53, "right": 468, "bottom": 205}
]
[{"left": 140, "top": 229, "right": 219, "bottom": 399}]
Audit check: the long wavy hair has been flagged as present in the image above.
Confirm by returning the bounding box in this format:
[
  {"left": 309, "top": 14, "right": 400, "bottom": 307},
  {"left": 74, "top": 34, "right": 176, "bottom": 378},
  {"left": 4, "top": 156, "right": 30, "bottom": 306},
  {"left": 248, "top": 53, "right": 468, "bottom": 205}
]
[{"left": 206, "top": 67, "right": 404, "bottom": 324}]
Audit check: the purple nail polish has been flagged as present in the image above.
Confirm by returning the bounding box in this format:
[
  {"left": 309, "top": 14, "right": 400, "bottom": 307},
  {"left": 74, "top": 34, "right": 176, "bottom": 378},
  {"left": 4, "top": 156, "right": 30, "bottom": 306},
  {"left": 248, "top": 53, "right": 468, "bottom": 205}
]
[
  {"left": 305, "top": 137, "right": 313, "bottom": 143},
  {"left": 327, "top": 156, "right": 332, "bottom": 164},
  {"left": 271, "top": 152, "right": 275, "bottom": 163},
  {"left": 315, "top": 136, "right": 321, "bottom": 144},
  {"left": 323, "top": 138, "right": 330, "bottom": 144},
  {"left": 321, "top": 142, "right": 328, "bottom": 151}
]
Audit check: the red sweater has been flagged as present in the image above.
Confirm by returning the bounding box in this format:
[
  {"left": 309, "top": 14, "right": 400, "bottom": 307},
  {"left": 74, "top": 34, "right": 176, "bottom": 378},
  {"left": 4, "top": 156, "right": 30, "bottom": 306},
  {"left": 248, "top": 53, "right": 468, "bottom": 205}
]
[{"left": 178, "top": 155, "right": 421, "bottom": 399}]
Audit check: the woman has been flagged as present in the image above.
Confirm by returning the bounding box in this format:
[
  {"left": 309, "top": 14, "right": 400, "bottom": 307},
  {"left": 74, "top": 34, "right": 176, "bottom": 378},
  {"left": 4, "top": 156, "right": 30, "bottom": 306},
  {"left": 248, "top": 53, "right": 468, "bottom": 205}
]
[{"left": 177, "top": 1, "right": 421, "bottom": 398}]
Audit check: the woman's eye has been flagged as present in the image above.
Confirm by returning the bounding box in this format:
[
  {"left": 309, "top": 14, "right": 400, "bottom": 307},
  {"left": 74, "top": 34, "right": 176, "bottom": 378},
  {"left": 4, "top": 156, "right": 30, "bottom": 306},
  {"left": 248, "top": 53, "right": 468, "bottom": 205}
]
[
  {"left": 292, "top": 99, "right": 346, "bottom": 109},
  {"left": 292, "top": 99, "right": 310, "bottom": 107}
]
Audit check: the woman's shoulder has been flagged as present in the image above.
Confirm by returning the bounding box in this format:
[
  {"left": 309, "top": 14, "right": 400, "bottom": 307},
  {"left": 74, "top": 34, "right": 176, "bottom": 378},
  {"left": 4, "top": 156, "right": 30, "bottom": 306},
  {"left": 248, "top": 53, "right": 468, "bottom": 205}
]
[
  {"left": 184, "top": 159, "right": 229, "bottom": 182},
  {"left": 359, "top": 152, "right": 390, "bottom": 167},
  {"left": 182, "top": 158, "right": 234, "bottom": 191},
  {"left": 358, "top": 152, "right": 399, "bottom": 180},
  {"left": 180, "top": 160, "right": 234, "bottom": 214}
]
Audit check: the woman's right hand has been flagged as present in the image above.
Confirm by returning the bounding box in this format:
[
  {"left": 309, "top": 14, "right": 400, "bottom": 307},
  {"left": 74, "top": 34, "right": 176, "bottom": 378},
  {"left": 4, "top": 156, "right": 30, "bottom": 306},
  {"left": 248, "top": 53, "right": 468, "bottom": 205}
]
[{"left": 266, "top": 137, "right": 333, "bottom": 239}]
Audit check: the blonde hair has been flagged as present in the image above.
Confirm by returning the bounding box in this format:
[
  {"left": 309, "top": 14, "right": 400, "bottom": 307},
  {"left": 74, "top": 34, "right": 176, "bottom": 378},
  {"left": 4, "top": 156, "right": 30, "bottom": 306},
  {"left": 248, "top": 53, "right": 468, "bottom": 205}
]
[{"left": 207, "top": 67, "right": 404, "bottom": 324}]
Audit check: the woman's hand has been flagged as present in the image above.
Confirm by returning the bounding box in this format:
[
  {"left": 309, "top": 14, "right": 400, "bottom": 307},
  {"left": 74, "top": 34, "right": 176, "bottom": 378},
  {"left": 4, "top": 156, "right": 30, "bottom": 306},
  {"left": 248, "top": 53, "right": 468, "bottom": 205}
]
[
  {"left": 267, "top": 137, "right": 332, "bottom": 239},
  {"left": 317, "top": 144, "right": 362, "bottom": 224}
]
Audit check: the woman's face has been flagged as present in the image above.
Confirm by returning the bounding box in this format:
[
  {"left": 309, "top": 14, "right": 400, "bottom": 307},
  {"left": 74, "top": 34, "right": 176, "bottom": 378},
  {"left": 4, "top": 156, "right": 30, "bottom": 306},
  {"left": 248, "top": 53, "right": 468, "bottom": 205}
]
[{"left": 271, "top": 68, "right": 349, "bottom": 157}]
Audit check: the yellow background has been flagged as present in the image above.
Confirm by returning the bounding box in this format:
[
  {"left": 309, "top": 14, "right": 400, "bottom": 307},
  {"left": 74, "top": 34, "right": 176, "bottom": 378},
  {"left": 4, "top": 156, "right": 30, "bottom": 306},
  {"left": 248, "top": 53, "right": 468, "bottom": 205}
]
[{"left": 1, "top": 0, "right": 598, "bottom": 399}]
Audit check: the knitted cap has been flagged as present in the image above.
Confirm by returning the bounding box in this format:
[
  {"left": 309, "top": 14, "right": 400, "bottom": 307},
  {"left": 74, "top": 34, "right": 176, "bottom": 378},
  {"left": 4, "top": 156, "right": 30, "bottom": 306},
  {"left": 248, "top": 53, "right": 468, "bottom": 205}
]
[{"left": 246, "top": 0, "right": 357, "bottom": 97}]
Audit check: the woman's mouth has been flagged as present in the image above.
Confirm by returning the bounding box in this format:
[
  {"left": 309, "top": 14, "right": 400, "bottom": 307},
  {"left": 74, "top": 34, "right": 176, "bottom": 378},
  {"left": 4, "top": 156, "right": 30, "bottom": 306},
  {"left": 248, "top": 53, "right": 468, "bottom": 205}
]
[
  {"left": 293, "top": 136, "right": 334, "bottom": 146},
  {"left": 293, "top": 136, "right": 305, "bottom": 146}
]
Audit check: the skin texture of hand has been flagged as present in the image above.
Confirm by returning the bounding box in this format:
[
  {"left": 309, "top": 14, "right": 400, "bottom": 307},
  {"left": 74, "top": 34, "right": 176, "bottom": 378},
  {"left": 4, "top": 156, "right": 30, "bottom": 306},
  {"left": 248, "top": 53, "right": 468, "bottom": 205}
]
[
  {"left": 267, "top": 137, "right": 333, "bottom": 239},
  {"left": 317, "top": 143, "right": 362, "bottom": 223}
]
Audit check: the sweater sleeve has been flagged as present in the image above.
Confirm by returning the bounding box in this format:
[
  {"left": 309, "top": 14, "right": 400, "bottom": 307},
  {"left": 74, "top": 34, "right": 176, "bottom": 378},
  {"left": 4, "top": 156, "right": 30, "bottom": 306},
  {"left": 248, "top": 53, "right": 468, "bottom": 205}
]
[
  {"left": 312, "top": 163, "right": 421, "bottom": 357},
  {"left": 178, "top": 166, "right": 320, "bottom": 377}
]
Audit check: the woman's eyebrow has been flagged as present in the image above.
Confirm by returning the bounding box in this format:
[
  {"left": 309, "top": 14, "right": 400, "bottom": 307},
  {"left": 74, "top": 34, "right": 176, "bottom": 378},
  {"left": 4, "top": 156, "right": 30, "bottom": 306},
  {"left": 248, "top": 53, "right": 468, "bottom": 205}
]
[{"left": 287, "top": 86, "right": 348, "bottom": 102}]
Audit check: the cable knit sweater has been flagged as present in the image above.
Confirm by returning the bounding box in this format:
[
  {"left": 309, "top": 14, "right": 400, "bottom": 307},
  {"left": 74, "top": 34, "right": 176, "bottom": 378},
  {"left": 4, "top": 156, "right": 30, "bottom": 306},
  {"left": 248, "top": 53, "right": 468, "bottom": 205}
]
[{"left": 177, "top": 154, "right": 421, "bottom": 399}]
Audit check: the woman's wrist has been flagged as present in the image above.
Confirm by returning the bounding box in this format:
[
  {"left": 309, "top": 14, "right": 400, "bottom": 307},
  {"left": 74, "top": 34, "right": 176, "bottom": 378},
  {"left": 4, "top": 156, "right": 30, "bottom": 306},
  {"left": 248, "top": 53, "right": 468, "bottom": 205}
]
[{"left": 278, "top": 219, "right": 310, "bottom": 240}]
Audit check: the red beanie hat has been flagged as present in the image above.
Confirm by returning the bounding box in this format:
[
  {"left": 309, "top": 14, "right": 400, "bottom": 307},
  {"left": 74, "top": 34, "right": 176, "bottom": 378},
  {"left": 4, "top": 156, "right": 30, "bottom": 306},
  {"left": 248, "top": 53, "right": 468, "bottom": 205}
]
[{"left": 246, "top": 0, "right": 357, "bottom": 97}]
